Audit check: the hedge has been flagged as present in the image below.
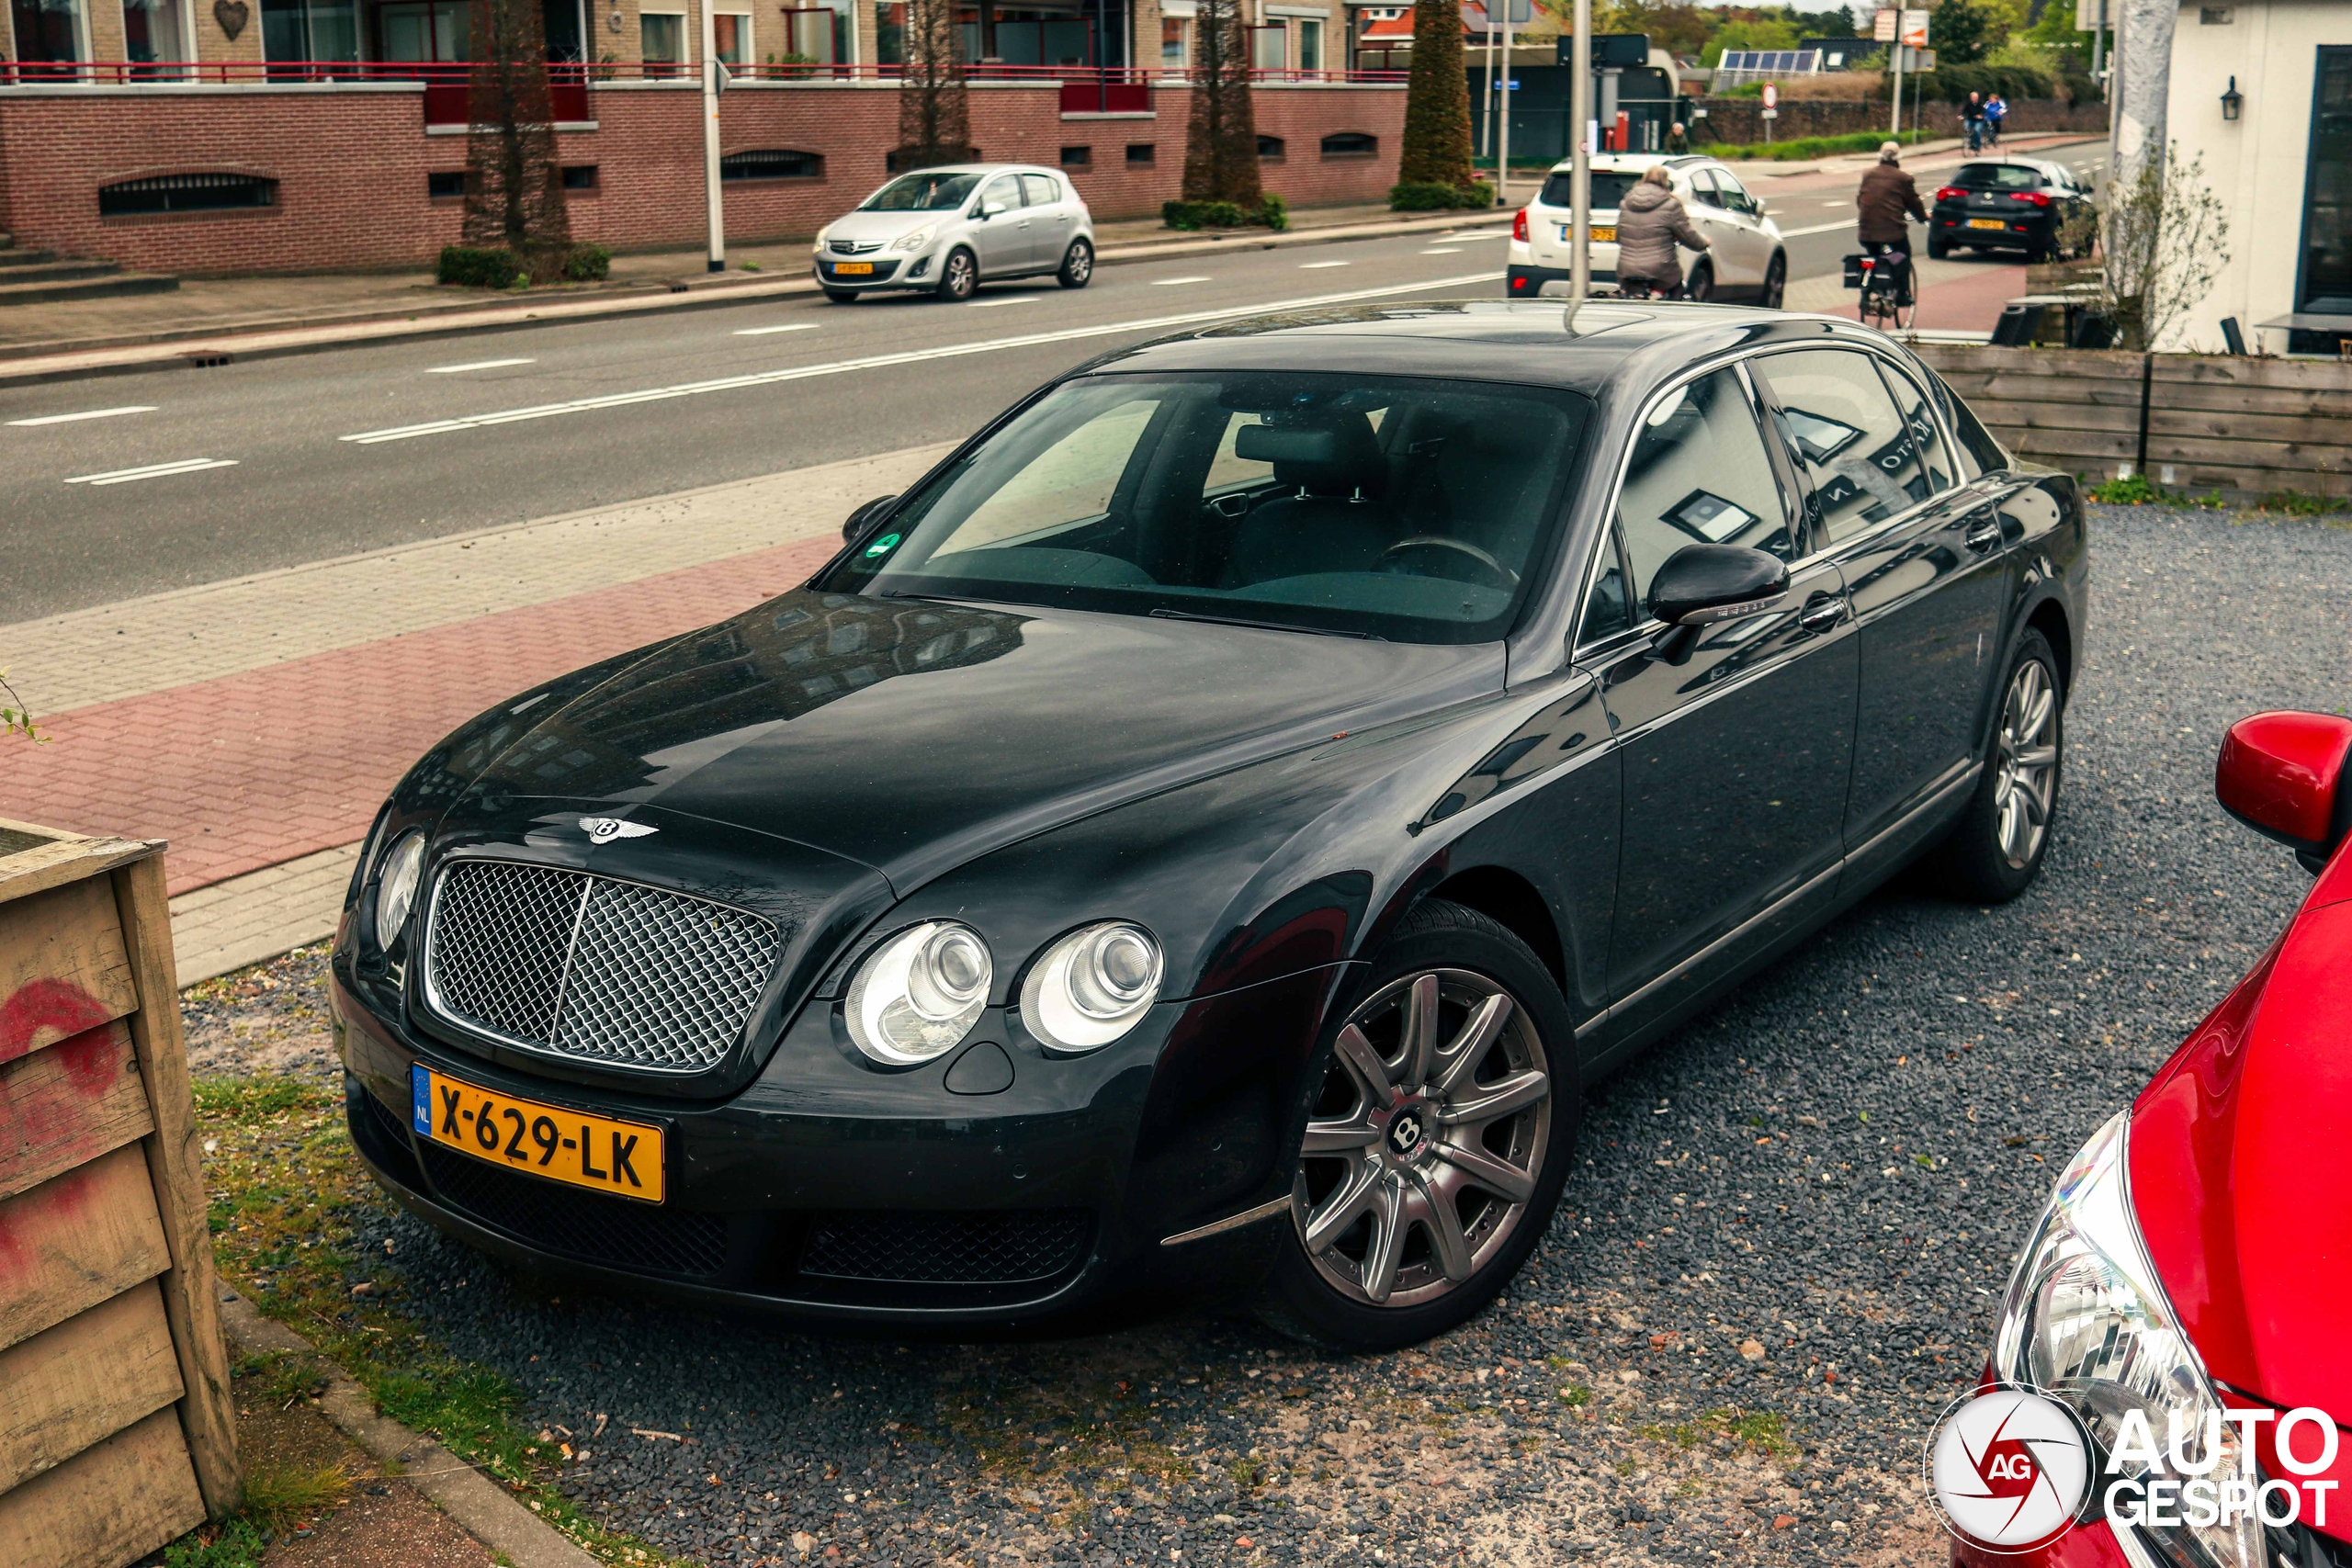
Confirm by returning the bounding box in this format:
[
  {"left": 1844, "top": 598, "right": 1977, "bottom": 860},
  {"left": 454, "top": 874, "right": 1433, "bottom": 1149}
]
[
  {"left": 438, "top": 242, "right": 613, "bottom": 288},
  {"left": 1389, "top": 179, "right": 1493, "bottom": 210},
  {"left": 1162, "top": 195, "right": 1288, "bottom": 231},
  {"left": 1698, "top": 129, "right": 1934, "bottom": 162}
]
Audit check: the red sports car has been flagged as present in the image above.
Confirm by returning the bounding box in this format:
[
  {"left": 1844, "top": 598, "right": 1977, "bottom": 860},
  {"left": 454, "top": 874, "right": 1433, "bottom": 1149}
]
[{"left": 1959, "top": 710, "right": 2352, "bottom": 1568}]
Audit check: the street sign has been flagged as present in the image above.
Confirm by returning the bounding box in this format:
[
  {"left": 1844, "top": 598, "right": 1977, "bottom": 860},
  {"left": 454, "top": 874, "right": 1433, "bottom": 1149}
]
[
  {"left": 1898, "top": 7, "right": 1929, "bottom": 47},
  {"left": 1872, "top": 7, "right": 1896, "bottom": 40},
  {"left": 1760, "top": 107, "right": 1779, "bottom": 118},
  {"left": 1761, "top": 83, "right": 1778, "bottom": 107}
]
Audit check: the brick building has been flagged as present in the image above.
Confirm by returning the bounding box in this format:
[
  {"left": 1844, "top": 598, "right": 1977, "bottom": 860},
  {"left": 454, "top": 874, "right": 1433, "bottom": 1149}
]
[{"left": 0, "top": 0, "right": 1405, "bottom": 271}]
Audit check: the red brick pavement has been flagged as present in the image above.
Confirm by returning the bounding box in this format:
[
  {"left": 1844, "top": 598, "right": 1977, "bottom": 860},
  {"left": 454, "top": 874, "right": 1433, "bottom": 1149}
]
[
  {"left": 0, "top": 536, "right": 840, "bottom": 897},
  {"left": 1915, "top": 262, "right": 2030, "bottom": 333}
]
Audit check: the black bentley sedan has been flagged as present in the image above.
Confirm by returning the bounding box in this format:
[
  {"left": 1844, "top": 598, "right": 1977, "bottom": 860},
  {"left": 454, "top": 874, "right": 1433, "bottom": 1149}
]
[
  {"left": 1928, "top": 157, "right": 2097, "bottom": 262},
  {"left": 333, "top": 301, "right": 2086, "bottom": 1349}
]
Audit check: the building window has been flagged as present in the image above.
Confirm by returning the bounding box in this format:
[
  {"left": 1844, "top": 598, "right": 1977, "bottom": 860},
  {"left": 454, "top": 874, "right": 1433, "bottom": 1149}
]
[
  {"left": 1321, "top": 130, "right": 1377, "bottom": 159},
  {"left": 380, "top": 0, "right": 467, "bottom": 61},
  {"left": 780, "top": 3, "right": 843, "bottom": 63},
  {"left": 10, "top": 0, "right": 88, "bottom": 66},
  {"left": 121, "top": 0, "right": 190, "bottom": 68},
  {"left": 1060, "top": 145, "right": 1092, "bottom": 167},
  {"left": 1250, "top": 21, "right": 1285, "bottom": 70},
  {"left": 1127, "top": 142, "right": 1155, "bottom": 165},
  {"left": 640, "top": 10, "right": 686, "bottom": 73},
  {"left": 99, "top": 172, "right": 278, "bottom": 217},
  {"left": 562, "top": 164, "right": 599, "bottom": 190},
  {"left": 875, "top": 0, "right": 903, "bottom": 62},
  {"left": 1257, "top": 134, "right": 1286, "bottom": 162},
  {"left": 1297, "top": 17, "right": 1320, "bottom": 71},
  {"left": 2301, "top": 47, "right": 2352, "bottom": 315},
  {"left": 720, "top": 149, "right": 824, "bottom": 181},
  {"left": 262, "top": 0, "right": 359, "bottom": 66},
  {"left": 427, "top": 170, "right": 465, "bottom": 198},
  {"left": 1160, "top": 16, "right": 1187, "bottom": 68},
  {"left": 714, "top": 11, "right": 751, "bottom": 63}
]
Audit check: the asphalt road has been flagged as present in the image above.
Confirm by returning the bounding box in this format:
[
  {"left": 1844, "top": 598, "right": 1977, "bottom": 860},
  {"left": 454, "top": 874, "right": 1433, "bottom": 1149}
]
[{"left": 0, "top": 141, "right": 2101, "bottom": 626}]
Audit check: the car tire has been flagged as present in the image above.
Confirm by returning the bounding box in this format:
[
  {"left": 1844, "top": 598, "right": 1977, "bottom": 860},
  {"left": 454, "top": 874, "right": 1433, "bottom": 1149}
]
[
  {"left": 822, "top": 288, "right": 861, "bottom": 304},
  {"left": 1684, "top": 260, "right": 1715, "bottom": 302},
  {"left": 1927, "top": 628, "right": 2064, "bottom": 904},
  {"left": 1255, "top": 898, "right": 1580, "bottom": 1353},
  {"left": 1057, "top": 237, "right": 1094, "bottom": 288},
  {"left": 934, "top": 247, "right": 978, "bottom": 302},
  {"left": 1759, "top": 252, "right": 1786, "bottom": 309},
  {"left": 1927, "top": 237, "right": 1951, "bottom": 260}
]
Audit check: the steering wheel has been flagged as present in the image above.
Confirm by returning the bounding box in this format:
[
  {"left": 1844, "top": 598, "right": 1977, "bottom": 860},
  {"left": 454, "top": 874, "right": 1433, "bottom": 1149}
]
[{"left": 1373, "top": 536, "right": 1520, "bottom": 593}]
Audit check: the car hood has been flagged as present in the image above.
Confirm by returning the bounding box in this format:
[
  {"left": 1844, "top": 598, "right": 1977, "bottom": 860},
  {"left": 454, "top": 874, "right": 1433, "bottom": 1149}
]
[
  {"left": 2130, "top": 858, "right": 2352, "bottom": 1481},
  {"left": 823, "top": 209, "right": 960, "bottom": 244},
  {"left": 456, "top": 589, "right": 1506, "bottom": 894}
]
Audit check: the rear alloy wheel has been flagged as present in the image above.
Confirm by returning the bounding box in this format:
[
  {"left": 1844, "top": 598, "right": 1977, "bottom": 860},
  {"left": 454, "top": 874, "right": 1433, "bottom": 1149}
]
[
  {"left": 1258, "top": 900, "right": 1577, "bottom": 1351},
  {"left": 1928, "top": 628, "right": 2064, "bottom": 902},
  {"left": 1684, "top": 260, "right": 1715, "bottom": 302},
  {"left": 934, "top": 247, "right": 978, "bottom": 302},
  {"left": 1759, "top": 252, "right": 1786, "bottom": 309},
  {"left": 1057, "top": 237, "right": 1094, "bottom": 288}
]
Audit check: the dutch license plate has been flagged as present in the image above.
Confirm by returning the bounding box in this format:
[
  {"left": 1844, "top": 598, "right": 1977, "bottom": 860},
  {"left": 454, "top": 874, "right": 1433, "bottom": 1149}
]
[
  {"left": 832, "top": 262, "right": 875, "bottom": 276},
  {"left": 1967, "top": 218, "right": 2007, "bottom": 231},
  {"left": 411, "top": 1065, "right": 665, "bottom": 1203},
  {"left": 1560, "top": 225, "right": 1617, "bottom": 243}
]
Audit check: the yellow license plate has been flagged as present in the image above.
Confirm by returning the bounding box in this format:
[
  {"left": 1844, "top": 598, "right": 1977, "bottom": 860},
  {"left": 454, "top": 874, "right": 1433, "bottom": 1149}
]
[
  {"left": 411, "top": 1065, "right": 664, "bottom": 1203},
  {"left": 1563, "top": 225, "right": 1617, "bottom": 243},
  {"left": 1967, "top": 218, "right": 2007, "bottom": 231},
  {"left": 831, "top": 262, "right": 874, "bottom": 276}
]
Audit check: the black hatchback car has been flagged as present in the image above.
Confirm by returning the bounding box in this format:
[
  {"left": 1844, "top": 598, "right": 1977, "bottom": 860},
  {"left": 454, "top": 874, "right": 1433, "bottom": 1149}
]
[
  {"left": 333, "top": 302, "right": 2087, "bottom": 1349},
  {"left": 1928, "top": 157, "right": 2096, "bottom": 261}
]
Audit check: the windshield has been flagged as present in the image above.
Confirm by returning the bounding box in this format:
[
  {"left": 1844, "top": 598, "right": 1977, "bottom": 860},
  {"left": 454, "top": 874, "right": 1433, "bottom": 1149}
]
[
  {"left": 818, "top": 372, "right": 1591, "bottom": 644},
  {"left": 861, "top": 171, "right": 983, "bottom": 212},
  {"left": 1539, "top": 170, "right": 1641, "bottom": 210},
  {"left": 1955, "top": 163, "right": 2043, "bottom": 190}
]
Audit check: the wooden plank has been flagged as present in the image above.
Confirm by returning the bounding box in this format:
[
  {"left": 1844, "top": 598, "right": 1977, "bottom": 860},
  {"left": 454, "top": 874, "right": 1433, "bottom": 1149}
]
[
  {"left": 2151, "top": 382, "right": 2352, "bottom": 419},
  {"left": 1915, "top": 344, "right": 2148, "bottom": 380},
  {"left": 1939, "top": 377, "right": 2147, "bottom": 412},
  {"left": 0, "top": 1143, "right": 169, "bottom": 1355},
  {"left": 0, "top": 835, "right": 158, "bottom": 916},
  {"left": 2143, "top": 433, "right": 2350, "bottom": 475},
  {"left": 0, "top": 1406, "right": 203, "bottom": 1568},
  {"left": 0, "top": 1280, "right": 183, "bottom": 1495},
  {"left": 2004, "top": 427, "right": 2139, "bottom": 461},
  {"left": 2144, "top": 405, "right": 2352, "bottom": 446},
  {"left": 109, "top": 856, "right": 240, "bottom": 1517},
  {"left": 2154, "top": 354, "right": 2352, "bottom": 391},
  {"left": 0, "top": 1020, "right": 153, "bottom": 1203},
  {"left": 0, "top": 876, "right": 138, "bottom": 1071},
  {"left": 1967, "top": 398, "right": 2145, "bottom": 434}
]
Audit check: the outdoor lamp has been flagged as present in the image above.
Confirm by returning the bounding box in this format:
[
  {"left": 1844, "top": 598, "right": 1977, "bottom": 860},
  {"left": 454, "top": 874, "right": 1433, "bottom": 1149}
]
[{"left": 2221, "top": 75, "right": 2243, "bottom": 120}]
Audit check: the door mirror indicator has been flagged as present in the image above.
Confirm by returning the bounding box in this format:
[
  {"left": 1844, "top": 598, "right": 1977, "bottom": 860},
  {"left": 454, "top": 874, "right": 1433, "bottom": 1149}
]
[
  {"left": 1646, "top": 543, "right": 1790, "bottom": 626},
  {"left": 2216, "top": 712, "right": 2352, "bottom": 871}
]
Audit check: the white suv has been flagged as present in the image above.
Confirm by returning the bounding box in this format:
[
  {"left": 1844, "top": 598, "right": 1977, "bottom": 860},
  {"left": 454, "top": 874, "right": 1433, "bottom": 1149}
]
[{"left": 1506, "top": 153, "right": 1788, "bottom": 306}]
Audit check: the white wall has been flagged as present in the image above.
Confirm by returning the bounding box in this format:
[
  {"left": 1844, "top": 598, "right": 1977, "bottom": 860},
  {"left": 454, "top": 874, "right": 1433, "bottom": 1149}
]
[{"left": 2162, "top": 0, "right": 2345, "bottom": 353}]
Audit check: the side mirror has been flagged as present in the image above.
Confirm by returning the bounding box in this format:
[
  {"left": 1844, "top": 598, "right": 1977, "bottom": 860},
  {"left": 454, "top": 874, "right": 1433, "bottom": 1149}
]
[
  {"left": 842, "top": 493, "right": 899, "bottom": 543},
  {"left": 1647, "top": 543, "right": 1789, "bottom": 626},
  {"left": 2216, "top": 711, "right": 2352, "bottom": 872},
  {"left": 979, "top": 201, "right": 1006, "bottom": 220}
]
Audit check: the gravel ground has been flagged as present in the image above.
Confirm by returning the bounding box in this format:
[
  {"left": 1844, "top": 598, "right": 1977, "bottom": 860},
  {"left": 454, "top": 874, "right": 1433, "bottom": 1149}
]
[{"left": 207, "top": 502, "right": 2352, "bottom": 1567}]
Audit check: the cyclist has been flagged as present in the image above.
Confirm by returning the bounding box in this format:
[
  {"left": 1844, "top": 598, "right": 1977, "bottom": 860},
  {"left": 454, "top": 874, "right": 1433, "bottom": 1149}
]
[
  {"left": 1615, "top": 164, "right": 1709, "bottom": 298},
  {"left": 1961, "top": 93, "right": 1987, "bottom": 152},
  {"left": 1984, "top": 92, "right": 2007, "bottom": 146},
  {"left": 1856, "top": 140, "right": 1927, "bottom": 311}
]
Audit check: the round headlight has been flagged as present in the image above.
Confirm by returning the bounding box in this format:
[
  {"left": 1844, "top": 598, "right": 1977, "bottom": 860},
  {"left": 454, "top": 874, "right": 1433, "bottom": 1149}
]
[
  {"left": 1020, "top": 922, "right": 1163, "bottom": 1053},
  {"left": 844, "top": 921, "right": 992, "bottom": 1066},
  {"left": 373, "top": 832, "right": 425, "bottom": 947}
]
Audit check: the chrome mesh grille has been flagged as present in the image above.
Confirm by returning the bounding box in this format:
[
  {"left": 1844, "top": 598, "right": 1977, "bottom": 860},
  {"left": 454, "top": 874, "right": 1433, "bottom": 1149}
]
[{"left": 424, "top": 861, "right": 781, "bottom": 1074}]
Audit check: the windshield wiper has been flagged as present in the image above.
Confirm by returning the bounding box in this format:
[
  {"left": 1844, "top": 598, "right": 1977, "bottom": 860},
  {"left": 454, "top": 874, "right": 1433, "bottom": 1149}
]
[{"left": 1148, "top": 608, "right": 1381, "bottom": 640}]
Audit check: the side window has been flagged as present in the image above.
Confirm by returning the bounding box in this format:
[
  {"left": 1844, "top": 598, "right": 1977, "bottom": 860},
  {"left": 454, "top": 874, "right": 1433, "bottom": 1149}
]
[
  {"left": 1939, "top": 375, "right": 2011, "bottom": 478},
  {"left": 1616, "top": 368, "right": 1792, "bottom": 616},
  {"left": 1712, "top": 167, "right": 1754, "bottom": 213},
  {"left": 1875, "top": 361, "right": 1957, "bottom": 494},
  {"left": 1020, "top": 173, "right": 1061, "bottom": 207},
  {"left": 1687, "top": 169, "right": 1724, "bottom": 209},
  {"left": 1751, "top": 349, "right": 1923, "bottom": 545},
  {"left": 979, "top": 173, "right": 1023, "bottom": 212}
]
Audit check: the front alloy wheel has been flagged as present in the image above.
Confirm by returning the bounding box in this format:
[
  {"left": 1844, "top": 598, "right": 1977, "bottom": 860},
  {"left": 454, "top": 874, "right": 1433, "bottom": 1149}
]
[
  {"left": 1928, "top": 627, "right": 2064, "bottom": 902},
  {"left": 935, "top": 248, "right": 978, "bottom": 302},
  {"left": 1258, "top": 898, "right": 1577, "bottom": 1350}
]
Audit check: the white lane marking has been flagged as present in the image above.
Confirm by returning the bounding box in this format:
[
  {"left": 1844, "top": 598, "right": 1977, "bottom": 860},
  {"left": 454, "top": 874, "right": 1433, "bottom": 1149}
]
[
  {"left": 1779, "top": 220, "right": 1862, "bottom": 238},
  {"left": 1151, "top": 276, "right": 1214, "bottom": 286},
  {"left": 1420, "top": 248, "right": 1463, "bottom": 255},
  {"left": 734, "top": 322, "right": 822, "bottom": 335},
  {"left": 967, "top": 297, "right": 1040, "bottom": 307},
  {"left": 424, "top": 357, "right": 537, "bottom": 374},
  {"left": 336, "top": 272, "right": 1501, "bottom": 446},
  {"left": 1443, "top": 230, "right": 1510, "bottom": 240},
  {"left": 7, "top": 405, "right": 157, "bottom": 427},
  {"left": 1298, "top": 260, "right": 1351, "bottom": 269},
  {"left": 65, "top": 457, "right": 238, "bottom": 486}
]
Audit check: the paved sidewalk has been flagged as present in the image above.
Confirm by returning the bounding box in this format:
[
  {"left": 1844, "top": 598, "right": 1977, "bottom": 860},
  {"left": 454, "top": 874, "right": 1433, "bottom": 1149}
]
[{"left": 0, "top": 442, "right": 947, "bottom": 981}]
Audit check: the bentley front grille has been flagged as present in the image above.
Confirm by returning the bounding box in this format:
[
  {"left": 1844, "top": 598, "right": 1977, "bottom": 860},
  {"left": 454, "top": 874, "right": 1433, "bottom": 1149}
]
[{"left": 424, "top": 861, "right": 780, "bottom": 1074}]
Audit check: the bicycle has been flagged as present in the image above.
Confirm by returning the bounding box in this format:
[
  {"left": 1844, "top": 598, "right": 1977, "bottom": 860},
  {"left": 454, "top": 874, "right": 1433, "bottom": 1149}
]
[{"left": 1851, "top": 248, "right": 1915, "bottom": 333}]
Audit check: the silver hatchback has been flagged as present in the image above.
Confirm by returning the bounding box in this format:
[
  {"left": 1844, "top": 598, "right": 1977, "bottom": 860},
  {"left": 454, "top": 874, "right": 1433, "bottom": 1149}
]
[{"left": 812, "top": 164, "right": 1097, "bottom": 303}]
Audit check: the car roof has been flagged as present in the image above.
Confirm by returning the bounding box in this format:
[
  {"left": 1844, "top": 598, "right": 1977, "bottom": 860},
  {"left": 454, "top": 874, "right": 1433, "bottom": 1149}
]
[
  {"left": 1545, "top": 152, "right": 1710, "bottom": 174},
  {"left": 1076, "top": 300, "right": 1913, "bottom": 400},
  {"left": 888, "top": 163, "right": 1056, "bottom": 177},
  {"left": 1957, "top": 157, "right": 2064, "bottom": 178}
]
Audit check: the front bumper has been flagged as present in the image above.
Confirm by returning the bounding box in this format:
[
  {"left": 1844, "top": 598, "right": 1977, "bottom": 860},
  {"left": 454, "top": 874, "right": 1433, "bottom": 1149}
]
[
  {"left": 813, "top": 254, "right": 918, "bottom": 289},
  {"left": 334, "top": 953, "right": 1347, "bottom": 1327}
]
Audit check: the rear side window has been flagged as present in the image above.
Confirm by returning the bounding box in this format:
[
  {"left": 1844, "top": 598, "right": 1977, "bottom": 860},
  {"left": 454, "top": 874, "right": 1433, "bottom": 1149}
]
[
  {"left": 1020, "top": 173, "right": 1062, "bottom": 206},
  {"left": 1956, "top": 163, "right": 2042, "bottom": 190},
  {"left": 1751, "top": 349, "right": 1923, "bottom": 543},
  {"left": 1874, "top": 361, "right": 1957, "bottom": 494},
  {"left": 1539, "top": 170, "right": 1640, "bottom": 209},
  {"left": 1932, "top": 371, "right": 2011, "bottom": 478}
]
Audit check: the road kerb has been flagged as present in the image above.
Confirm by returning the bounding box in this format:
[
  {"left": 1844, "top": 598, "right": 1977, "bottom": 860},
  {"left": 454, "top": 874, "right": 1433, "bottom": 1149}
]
[{"left": 218, "top": 1291, "right": 602, "bottom": 1568}]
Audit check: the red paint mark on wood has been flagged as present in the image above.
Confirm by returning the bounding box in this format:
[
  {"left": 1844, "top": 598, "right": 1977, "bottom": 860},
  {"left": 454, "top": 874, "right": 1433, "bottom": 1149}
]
[
  {"left": 0, "top": 1158, "right": 102, "bottom": 1284},
  {"left": 0, "top": 977, "right": 114, "bottom": 1068}
]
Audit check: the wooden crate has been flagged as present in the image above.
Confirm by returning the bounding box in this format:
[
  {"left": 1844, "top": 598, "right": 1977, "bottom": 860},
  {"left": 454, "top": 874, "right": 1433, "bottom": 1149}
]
[
  {"left": 1914, "top": 344, "right": 2352, "bottom": 500},
  {"left": 0, "top": 818, "right": 240, "bottom": 1568}
]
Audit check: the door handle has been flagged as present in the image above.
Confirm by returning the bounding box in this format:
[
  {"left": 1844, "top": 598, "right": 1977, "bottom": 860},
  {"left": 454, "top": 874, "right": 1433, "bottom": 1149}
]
[
  {"left": 1964, "top": 513, "right": 2003, "bottom": 552},
  {"left": 1797, "top": 594, "right": 1849, "bottom": 633}
]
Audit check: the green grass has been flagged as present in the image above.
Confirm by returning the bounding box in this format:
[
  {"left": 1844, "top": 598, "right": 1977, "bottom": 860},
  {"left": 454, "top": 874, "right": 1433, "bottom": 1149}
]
[
  {"left": 1699, "top": 128, "right": 1935, "bottom": 162},
  {"left": 1637, "top": 1406, "right": 1798, "bottom": 1457},
  {"left": 195, "top": 1076, "right": 681, "bottom": 1566},
  {"left": 2086, "top": 473, "right": 2225, "bottom": 508}
]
